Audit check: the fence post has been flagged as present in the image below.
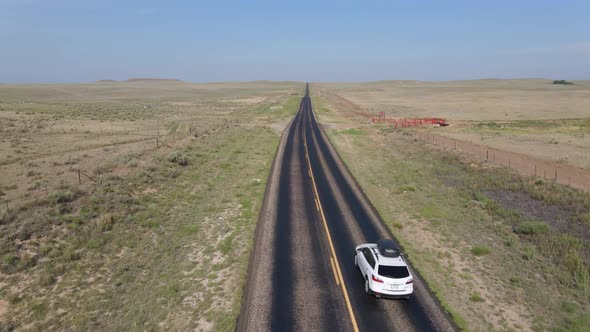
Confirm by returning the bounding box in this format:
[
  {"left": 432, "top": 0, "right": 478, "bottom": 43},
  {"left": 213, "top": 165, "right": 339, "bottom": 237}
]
[
  {"left": 534, "top": 164, "right": 537, "bottom": 177},
  {"left": 508, "top": 159, "right": 511, "bottom": 169},
  {"left": 454, "top": 141, "right": 457, "bottom": 150},
  {"left": 156, "top": 138, "right": 159, "bottom": 148},
  {"left": 486, "top": 150, "right": 489, "bottom": 161},
  {"left": 544, "top": 170, "right": 546, "bottom": 179},
  {"left": 555, "top": 170, "right": 557, "bottom": 182},
  {"left": 78, "top": 169, "right": 81, "bottom": 184}
]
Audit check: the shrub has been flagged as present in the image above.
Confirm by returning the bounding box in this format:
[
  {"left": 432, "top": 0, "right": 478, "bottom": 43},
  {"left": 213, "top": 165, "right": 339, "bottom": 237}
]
[
  {"left": 168, "top": 151, "right": 189, "bottom": 166},
  {"left": 504, "top": 234, "right": 518, "bottom": 247},
  {"left": 471, "top": 245, "right": 491, "bottom": 256},
  {"left": 49, "top": 190, "right": 76, "bottom": 204},
  {"left": 578, "top": 212, "right": 590, "bottom": 225},
  {"left": 469, "top": 292, "right": 485, "bottom": 302},
  {"left": 30, "top": 301, "right": 48, "bottom": 319},
  {"left": 95, "top": 214, "right": 115, "bottom": 232},
  {"left": 514, "top": 221, "right": 549, "bottom": 235},
  {"left": 523, "top": 245, "right": 536, "bottom": 261}
]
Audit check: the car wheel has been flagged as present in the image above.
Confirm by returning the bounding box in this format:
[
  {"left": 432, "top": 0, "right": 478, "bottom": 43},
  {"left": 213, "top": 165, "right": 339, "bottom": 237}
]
[
  {"left": 354, "top": 255, "right": 358, "bottom": 267},
  {"left": 364, "top": 278, "right": 370, "bottom": 295}
]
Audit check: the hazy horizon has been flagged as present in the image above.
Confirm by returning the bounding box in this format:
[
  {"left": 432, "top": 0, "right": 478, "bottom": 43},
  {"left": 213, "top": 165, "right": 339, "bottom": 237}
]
[
  {"left": 3, "top": 77, "right": 590, "bottom": 85},
  {"left": 2, "top": 0, "right": 589, "bottom": 83}
]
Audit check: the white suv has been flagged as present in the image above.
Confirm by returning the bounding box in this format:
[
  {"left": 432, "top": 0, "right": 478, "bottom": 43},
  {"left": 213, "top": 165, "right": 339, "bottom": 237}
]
[{"left": 354, "top": 239, "right": 413, "bottom": 299}]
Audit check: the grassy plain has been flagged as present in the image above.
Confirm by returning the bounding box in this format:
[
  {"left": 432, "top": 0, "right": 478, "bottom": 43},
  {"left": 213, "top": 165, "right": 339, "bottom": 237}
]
[
  {"left": 0, "top": 80, "right": 301, "bottom": 330},
  {"left": 316, "top": 79, "right": 590, "bottom": 169},
  {"left": 314, "top": 89, "right": 590, "bottom": 332}
]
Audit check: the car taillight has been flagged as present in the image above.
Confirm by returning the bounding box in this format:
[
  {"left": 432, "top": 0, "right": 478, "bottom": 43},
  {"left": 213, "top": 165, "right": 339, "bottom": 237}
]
[
  {"left": 406, "top": 279, "right": 413, "bottom": 284},
  {"left": 372, "top": 275, "right": 383, "bottom": 283}
]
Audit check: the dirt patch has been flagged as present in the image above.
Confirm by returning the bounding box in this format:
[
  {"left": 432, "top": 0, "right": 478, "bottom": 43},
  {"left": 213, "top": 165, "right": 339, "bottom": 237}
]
[
  {"left": 0, "top": 299, "right": 7, "bottom": 317},
  {"left": 266, "top": 118, "right": 292, "bottom": 135},
  {"left": 486, "top": 190, "right": 573, "bottom": 223},
  {"left": 485, "top": 190, "right": 590, "bottom": 239}
]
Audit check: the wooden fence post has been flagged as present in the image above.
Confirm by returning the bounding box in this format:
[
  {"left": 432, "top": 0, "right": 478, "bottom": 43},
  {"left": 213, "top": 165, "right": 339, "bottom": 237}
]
[{"left": 78, "top": 169, "right": 81, "bottom": 184}]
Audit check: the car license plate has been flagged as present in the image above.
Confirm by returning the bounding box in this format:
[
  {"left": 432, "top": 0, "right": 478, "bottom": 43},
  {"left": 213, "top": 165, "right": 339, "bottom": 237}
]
[{"left": 390, "top": 284, "right": 399, "bottom": 290}]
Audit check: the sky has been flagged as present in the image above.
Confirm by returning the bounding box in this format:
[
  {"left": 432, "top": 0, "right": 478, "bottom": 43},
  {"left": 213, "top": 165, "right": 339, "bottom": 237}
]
[{"left": 1, "top": 0, "right": 589, "bottom": 83}]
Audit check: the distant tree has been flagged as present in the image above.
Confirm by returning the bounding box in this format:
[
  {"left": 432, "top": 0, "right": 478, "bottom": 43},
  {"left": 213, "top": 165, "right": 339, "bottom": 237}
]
[{"left": 553, "top": 80, "right": 574, "bottom": 85}]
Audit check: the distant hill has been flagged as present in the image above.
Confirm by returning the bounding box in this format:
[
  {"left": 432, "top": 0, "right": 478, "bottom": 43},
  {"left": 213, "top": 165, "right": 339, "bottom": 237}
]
[
  {"left": 96, "top": 79, "right": 117, "bottom": 83},
  {"left": 126, "top": 78, "right": 183, "bottom": 83},
  {"left": 552, "top": 80, "right": 574, "bottom": 85}
]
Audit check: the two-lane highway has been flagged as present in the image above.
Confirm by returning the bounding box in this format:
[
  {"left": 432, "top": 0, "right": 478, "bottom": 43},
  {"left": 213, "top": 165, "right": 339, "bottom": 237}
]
[{"left": 238, "top": 84, "right": 456, "bottom": 332}]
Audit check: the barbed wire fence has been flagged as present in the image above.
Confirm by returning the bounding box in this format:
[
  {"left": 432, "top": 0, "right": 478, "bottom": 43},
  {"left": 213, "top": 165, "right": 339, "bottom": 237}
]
[{"left": 415, "top": 132, "right": 590, "bottom": 193}]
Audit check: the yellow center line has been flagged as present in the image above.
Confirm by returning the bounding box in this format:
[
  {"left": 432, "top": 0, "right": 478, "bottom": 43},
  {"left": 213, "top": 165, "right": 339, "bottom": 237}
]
[
  {"left": 329, "top": 256, "right": 340, "bottom": 286},
  {"left": 302, "top": 114, "right": 360, "bottom": 332}
]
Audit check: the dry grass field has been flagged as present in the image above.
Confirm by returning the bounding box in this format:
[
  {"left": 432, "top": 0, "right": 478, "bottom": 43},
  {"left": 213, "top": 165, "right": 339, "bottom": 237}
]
[
  {"left": 316, "top": 79, "right": 590, "bottom": 169},
  {"left": 0, "top": 80, "right": 301, "bottom": 330},
  {"left": 313, "top": 85, "right": 590, "bottom": 332}
]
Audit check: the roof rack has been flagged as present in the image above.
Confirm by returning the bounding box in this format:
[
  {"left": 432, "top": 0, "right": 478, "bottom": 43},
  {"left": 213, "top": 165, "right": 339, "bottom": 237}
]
[{"left": 377, "top": 239, "right": 400, "bottom": 258}]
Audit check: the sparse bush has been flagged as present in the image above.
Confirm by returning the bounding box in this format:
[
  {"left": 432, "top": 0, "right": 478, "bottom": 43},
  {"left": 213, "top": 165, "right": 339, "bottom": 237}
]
[
  {"left": 61, "top": 246, "right": 80, "bottom": 262},
  {"left": 30, "top": 301, "right": 48, "bottom": 319},
  {"left": 392, "top": 221, "right": 404, "bottom": 229},
  {"left": 509, "top": 276, "right": 521, "bottom": 286},
  {"left": 168, "top": 151, "right": 189, "bottom": 166},
  {"left": 570, "top": 255, "right": 589, "bottom": 293},
  {"left": 469, "top": 292, "right": 485, "bottom": 302},
  {"left": 95, "top": 214, "right": 115, "bottom": 232},
  {"left": 2, "top": 253, "right": 18, "bottom": 266},
  {"left": 38, "top": 270, "right": 56, "bottom": 286},
  {"left": 514, "top": 221, "right": 549, "bottom": 235},
  {"left": 471, "top": 245, "right": 491, "bottom": 256},
  {"left": 578, "top": 212, "right": 590, "bottom": 225},
  {"left": 25, "top": 169, "right": 40, "bottom": 177},
  {"left": 504, "top": 234, "right": 518, "bottom": 247},
  {"left": 49, "top": 190, "right": 76, "bottom": 204},
  {"left": 7, "top": 292, "right": 21, "bottom": 305},
  {"left": 553, "top": 80, "right": 574, "bottom": 85},
  {"left": 523, "top": 245, "right": 536, "bottom": 261}
]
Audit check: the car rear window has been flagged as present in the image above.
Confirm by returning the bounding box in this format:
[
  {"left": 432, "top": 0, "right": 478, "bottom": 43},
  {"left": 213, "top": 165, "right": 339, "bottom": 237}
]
[{"left": 378, "top": 265, "right": 410, "bottom": 278}]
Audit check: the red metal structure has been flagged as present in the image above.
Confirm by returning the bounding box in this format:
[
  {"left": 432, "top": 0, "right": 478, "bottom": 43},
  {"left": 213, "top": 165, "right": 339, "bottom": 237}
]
[{"left": 371, "top": 117, "right": 448, "bottom": 128}]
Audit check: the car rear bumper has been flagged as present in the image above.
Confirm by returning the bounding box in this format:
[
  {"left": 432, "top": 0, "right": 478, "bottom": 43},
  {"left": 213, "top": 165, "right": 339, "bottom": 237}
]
[{"left": 369, "top": 282, "right": 413, "bottom": 298}]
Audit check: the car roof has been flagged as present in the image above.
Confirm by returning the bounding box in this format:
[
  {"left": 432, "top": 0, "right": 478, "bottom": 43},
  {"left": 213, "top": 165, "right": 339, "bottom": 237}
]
[{"left": 367, "top": 244, "right": 407, "bottom": 267}]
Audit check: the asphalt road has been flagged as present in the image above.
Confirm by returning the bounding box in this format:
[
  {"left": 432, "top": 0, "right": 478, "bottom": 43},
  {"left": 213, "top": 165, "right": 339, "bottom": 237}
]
[{"left": 237, "top": 84, "right": 457, "bottom": 332}]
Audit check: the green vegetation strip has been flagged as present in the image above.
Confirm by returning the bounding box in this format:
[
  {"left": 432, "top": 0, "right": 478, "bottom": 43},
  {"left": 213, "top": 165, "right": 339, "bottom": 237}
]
[
  {"left": 324, "top": 125, "right": 590, "bottom": 331},
  {"left": 0, "top": 94, "right": 300, "bottom": 330}
]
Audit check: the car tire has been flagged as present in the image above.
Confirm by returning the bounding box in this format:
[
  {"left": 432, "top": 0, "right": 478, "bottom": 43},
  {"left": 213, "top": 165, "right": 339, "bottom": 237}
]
[
  {"left": 364, "top": 278, "right": 370, "bottom": 295},
  {"left": 354, "top": 255, "right": 358, "bottom": 267}
]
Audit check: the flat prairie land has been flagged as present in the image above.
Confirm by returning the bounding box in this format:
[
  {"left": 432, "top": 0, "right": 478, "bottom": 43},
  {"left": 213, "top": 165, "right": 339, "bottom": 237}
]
[
  {"left": 314, "top": 86, "right": 590, "bottom": 332},
  {"left": 317, "top": 79, "right": 590, "bottom": 169},
  {"left": 0, "top": 80, "right": 301, "bottom": 330}
]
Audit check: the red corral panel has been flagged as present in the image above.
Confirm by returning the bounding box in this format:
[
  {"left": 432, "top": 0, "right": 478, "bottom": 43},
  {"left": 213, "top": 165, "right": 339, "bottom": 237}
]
[{"left": 371, "top": 117, "right": 448, "bottom": 127}]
